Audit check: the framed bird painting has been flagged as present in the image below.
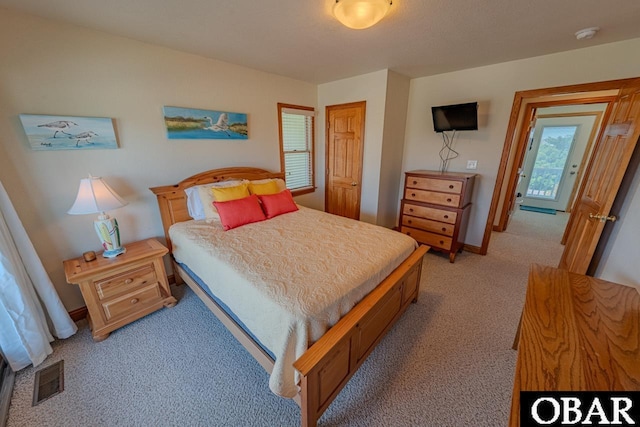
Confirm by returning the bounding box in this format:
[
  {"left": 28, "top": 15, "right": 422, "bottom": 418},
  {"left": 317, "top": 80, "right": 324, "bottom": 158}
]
[
  {"left": 162, "top": 106, "right": 248, "bottom": 140},
  {"left": 18, "top": 114, "right": 118, "bottom": 150}
]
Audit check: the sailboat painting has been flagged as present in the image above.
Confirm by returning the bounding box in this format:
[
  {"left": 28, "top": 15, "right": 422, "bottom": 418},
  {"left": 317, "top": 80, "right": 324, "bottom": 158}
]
[
  {"left": 19, "top": 114, "right": 118, "bottom": 150},
  {"left": 163, "top": 106, "right": 248, "bottom": 140}
]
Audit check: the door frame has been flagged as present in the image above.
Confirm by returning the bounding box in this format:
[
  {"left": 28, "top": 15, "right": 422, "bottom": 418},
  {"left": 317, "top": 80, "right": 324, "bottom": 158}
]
[
  {"left": 481, "top": 78, "right": 638, "bottom": 256},
  {"left": 324, "top": 101, "right": 366, "bottom": 219}
]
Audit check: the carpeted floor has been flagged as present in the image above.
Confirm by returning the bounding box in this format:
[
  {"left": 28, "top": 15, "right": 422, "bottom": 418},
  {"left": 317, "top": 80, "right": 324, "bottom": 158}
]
[{"left": 7, "top": 209, "right": 568, "bottom": 427}]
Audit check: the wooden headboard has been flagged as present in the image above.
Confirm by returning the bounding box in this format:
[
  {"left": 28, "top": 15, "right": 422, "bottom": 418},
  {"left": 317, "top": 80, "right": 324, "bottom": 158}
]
[{"left": 149, "top": 167, "right": 285, "bottom": 252}]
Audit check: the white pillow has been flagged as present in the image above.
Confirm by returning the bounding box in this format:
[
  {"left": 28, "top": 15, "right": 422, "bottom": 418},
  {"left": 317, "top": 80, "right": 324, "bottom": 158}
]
[
  {"left": 185, "top": 186, "right": 206, "bottom": 220},
  {"left": 184, "top": 180, "right": 246, "bottom": 220}
]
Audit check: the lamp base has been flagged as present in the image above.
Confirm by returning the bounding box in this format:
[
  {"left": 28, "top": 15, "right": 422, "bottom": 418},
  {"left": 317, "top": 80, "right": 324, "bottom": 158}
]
[
  {"left": 94, "top": 215, "right": 125, "bottom": 258},
  {"left": 102, "top": 247, "right": 126, "bottom": 258}
]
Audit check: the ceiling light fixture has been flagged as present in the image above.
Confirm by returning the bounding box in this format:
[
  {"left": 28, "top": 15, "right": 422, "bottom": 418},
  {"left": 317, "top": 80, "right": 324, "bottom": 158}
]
[
  {"left": 575, "top": 27, "right": 599, "bottom": 40},
  {"left": 333, "top": 0, "right": 392, "bottom": 30}
]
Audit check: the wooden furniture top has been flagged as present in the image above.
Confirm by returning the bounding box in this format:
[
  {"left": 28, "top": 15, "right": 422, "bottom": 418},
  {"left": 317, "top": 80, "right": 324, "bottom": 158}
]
[
  {"left": 405, "top": 170, "right": 477, "bottom": 180},
  {"left": 510, "top": 264, "right": 640, "bottom": 426},
  {"left": 149, "top": 167, "right": 285, "bottom": 252},
  {"left": 64, "top": 238, "right": 168, "bottom": 284}
]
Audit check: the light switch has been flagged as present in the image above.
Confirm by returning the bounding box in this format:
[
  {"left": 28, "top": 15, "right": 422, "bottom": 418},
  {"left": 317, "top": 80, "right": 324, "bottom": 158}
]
[{"left": 466, "top": 160, "right": 478, "bottom": 170}]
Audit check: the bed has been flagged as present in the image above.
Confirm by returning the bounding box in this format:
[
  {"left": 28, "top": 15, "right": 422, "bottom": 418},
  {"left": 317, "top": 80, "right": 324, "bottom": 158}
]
[{"left": 150, "top": 167, "right": 429, "bottom": 427}]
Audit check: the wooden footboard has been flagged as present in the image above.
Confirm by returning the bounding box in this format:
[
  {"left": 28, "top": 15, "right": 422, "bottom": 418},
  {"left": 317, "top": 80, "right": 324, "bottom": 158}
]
[{"left": 294, "top": 245, "right": 429, "bottom": 427}]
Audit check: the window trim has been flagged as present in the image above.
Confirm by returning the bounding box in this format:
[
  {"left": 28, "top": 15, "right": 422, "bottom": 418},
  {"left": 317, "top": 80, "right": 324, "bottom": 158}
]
[{"left": 277, "top": 103, "right": 315, "bottom": 197}]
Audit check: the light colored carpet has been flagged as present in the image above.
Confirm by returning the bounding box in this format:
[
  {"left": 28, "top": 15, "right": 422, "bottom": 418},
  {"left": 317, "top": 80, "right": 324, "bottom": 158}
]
[{"left": 7, "top": 209, "right": 568, "bottom": 427}]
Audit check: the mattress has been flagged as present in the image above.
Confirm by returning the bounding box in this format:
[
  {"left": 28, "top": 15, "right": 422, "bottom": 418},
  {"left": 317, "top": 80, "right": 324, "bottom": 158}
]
[{"left": 169, "top": 206, "right": 417, "bottom": 398}]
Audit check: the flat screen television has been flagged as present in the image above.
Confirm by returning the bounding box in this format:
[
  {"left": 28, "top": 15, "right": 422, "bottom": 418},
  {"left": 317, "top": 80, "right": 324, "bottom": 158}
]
[{"left": 431, "top": 102, "right": 478, "bottom": 132}]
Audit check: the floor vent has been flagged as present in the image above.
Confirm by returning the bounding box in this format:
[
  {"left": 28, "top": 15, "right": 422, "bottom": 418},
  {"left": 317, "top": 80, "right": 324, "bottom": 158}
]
[{"left": 32, "top": 360, "right": 64, "bottom": 406}]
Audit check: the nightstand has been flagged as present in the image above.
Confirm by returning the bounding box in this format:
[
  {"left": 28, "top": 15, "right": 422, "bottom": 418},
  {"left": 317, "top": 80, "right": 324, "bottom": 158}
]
[{"left": 64, "top": 238, "right": 177, "bottom": 341}]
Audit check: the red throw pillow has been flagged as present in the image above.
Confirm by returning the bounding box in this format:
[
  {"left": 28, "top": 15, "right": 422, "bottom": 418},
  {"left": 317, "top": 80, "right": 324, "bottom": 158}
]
[
  {"left": 258, "top": 189, "right": 298, "bottom": 219},
  {"left": 213, "top": 194, "right": 266, "bottom": 230}
]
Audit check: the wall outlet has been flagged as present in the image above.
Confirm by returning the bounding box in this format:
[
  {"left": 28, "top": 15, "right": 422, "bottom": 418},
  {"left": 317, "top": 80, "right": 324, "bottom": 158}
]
[{"left": 466, "top": 160, "right": 478, "bottom": 170}]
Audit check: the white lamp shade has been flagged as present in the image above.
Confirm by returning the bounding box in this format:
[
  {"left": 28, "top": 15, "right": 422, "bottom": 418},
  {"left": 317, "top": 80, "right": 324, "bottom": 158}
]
[
  {"left": 333, "top": 0, "right": 392, "bottom": 30},
  {"left": 68, "top": 176, "right": 127, "bottom": 215}
]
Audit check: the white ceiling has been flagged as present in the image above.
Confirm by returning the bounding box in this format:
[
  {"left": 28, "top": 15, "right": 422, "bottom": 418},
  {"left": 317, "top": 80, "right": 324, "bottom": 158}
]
[{"left": 2, "top": 0, "right": 640, "bottom": 84}]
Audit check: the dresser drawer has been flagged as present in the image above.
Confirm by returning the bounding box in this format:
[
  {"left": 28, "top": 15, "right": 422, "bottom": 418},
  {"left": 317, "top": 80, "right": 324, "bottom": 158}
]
[
  {"left": 102, "top": 282, "right": 162, "bottom": 320},
  {"left": 403, "top": 203, "right": 457, "bottom": 224},
  {"left": 400, "top": 226, "right": 453, "bottom": 251},
  {"left": 94, "top": 263, "right": 157, "bottom": 300},
  {"left": 402, "top": 216, "right": 455, "bottom": 236},
  {"left": 404, "top": 188, "right": 461, "bottom": 207},
  {"left": 406, "top": 176, "right": 462, "bottom": 194}
]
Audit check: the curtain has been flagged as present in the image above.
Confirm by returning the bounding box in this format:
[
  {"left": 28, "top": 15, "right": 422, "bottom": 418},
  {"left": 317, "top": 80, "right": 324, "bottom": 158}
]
[{"left": 0, "top": 181, "right": 77, "bottom": 371}]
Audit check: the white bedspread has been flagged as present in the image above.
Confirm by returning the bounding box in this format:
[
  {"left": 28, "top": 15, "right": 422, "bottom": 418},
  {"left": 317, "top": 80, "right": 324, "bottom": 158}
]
[{"left": 169, "top": 206, "right": 417, "bottom": 398}]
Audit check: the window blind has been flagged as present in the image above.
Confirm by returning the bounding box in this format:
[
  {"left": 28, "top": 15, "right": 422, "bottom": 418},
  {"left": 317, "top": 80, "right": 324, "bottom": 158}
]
[{"left": 280, "top": 108, "right": 314, "bottom": 191}]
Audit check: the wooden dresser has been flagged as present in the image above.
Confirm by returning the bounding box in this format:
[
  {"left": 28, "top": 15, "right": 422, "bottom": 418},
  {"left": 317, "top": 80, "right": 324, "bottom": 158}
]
[
  {"left": 510, "top": 264, "right": 640, "bottom": 426},
  {"left": 64, "top": 238, "right": 177, "bottom": 341},
  {"left": 399, "top": 170, "right": 476, "bottom": 263}
]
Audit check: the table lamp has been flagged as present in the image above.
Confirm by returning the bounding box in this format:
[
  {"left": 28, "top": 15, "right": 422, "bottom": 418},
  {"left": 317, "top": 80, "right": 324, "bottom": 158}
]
[{"left": 68, "top": 175, "right": 128, "bottom": 258}]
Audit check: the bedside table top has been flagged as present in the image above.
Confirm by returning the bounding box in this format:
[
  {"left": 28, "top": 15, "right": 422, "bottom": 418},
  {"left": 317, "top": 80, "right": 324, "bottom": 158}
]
[
  {"left": 405, "top": 170, "right": 477, "bottom": 179},
  {"left": 64, "top": 238, "right": 168, "bottom": 284}
]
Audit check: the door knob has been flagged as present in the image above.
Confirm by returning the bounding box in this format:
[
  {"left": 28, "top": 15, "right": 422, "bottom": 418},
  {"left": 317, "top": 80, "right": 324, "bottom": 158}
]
[
  {"left": 589, "top": 213, "right": 617, "bottom": 223},
  {"left": 351, "top": 182, "right": 357, "bottom": 186}
]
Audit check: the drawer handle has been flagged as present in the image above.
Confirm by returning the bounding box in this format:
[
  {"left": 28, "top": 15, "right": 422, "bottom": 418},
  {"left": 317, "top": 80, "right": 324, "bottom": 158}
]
[
  {"left": 409, "top": 208, "right": 414, "bottom": 212},
  {"left": 442, "top": 227, "right": 446, "bottom": 232},
  {"left": 439, "top": 240, "right": 444, "bottom": 245},
  {"left": 449, "top": 184, "right": 454, "bottom": 189},
  {"left": 130, "top": 298, "right": 139, "bottom": 304},
  {"left": 407, "top": 219, "right": 412, "bottom": 224},
  {"left": 411, "top": 193, "right": 416, "bottom": 197},
  {"left": 124, "top": 278, "right": 133, "bottom": 285},
  {"left": 444, "top": 215, "right": 449, "bottom": 219},
  {"left": 406, "top": 232, "right": 411, "bottom": 236},
  {"left": 447, "top": 198, "right": 452, "bottom": 202},
  {"left": 413, "top": 180, "right": 417, "bottom": 185}
]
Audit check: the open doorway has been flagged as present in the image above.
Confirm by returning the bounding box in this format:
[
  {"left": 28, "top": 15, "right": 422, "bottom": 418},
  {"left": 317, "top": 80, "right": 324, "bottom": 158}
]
[
  {"left": 481, "top": 77, "right": 640, "bottom": 275},
  {"left": 504, "top": 105, "right": 606, "bottom": 257},
  {"left": 514, "top": 104, "right": 606, "bottom": 217}
]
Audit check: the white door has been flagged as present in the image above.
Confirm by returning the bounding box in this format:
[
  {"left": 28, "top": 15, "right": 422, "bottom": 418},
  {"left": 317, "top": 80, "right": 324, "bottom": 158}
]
[{"left": 517, "top": 115, "right": 596, "bottom": 212}]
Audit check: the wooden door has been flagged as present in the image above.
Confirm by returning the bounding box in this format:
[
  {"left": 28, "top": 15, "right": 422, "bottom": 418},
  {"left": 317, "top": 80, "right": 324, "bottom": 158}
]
[
  {"left": 559, "top": 78, "right": 640, "bottom": 273},
  {"left": 325, "top": 101, "right": 366, "bottom": 219}
]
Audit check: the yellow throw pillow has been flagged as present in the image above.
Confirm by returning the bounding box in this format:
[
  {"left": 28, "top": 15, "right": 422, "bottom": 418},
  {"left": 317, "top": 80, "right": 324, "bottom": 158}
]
[
  {"left": 249, "top": 180, "right": 280, "bottom": 196},
  {"left": 210, "top": 183, "right": 250, "bottom": 202}
]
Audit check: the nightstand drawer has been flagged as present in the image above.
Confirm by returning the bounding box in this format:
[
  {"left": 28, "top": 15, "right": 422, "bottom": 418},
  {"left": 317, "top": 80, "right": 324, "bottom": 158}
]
[
  {"left": 400, "top": 226, "right": 453, "bottom": 250},
  {"left": 406, "top": 176, "right": 462, "bottom": 194},
  {"left": 402, "top": 216, "right": 455, "bottom": 236},
  {"left": 405, "top": 189, "right": 461, "bottom": 207},
  {"left": 94, "top": 263, "right": 157, "bottom": 300},
  {"left": 102, "top": 282, "right": 162, "bottom": 320},
  {"left": 403, "top": 203, "right": 457, "bottom": 224}
]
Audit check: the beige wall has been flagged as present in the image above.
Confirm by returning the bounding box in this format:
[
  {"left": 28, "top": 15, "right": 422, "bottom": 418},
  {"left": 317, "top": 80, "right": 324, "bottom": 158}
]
[
  {"left": 317, "top": 70, "right": 389, "bottom": 223},
  {"left": 316, "top": 69, "right": 411, "bottom": 227},
  {"left": 402, "top": 37, "right": 640, "bottom": 285},
  {"left": 0, "top": 9, "right": 316, "bottom": 310},
  {"left": 378, "top": 71, "right": 410, "bottom": 228}
]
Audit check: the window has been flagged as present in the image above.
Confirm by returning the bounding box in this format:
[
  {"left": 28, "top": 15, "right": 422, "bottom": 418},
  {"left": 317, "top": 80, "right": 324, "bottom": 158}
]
[{"left": 277, "top": 103, "right": 315, "bottom": 196}]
